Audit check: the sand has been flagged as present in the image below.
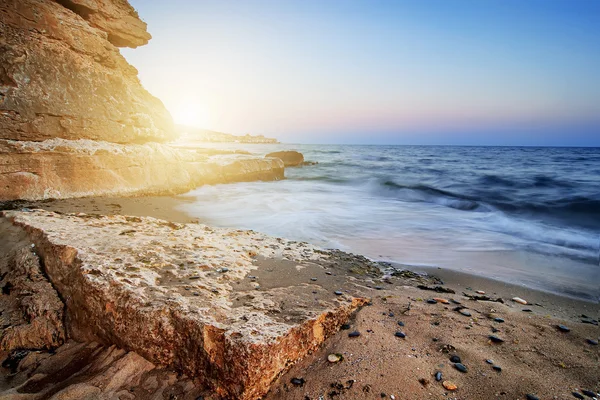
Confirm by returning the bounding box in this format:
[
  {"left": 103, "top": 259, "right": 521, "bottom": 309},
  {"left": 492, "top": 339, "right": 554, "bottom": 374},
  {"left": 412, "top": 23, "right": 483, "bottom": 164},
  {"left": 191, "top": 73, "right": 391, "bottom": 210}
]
[{"left": 1, "top": 196, "right": 598, "bottom": 399}]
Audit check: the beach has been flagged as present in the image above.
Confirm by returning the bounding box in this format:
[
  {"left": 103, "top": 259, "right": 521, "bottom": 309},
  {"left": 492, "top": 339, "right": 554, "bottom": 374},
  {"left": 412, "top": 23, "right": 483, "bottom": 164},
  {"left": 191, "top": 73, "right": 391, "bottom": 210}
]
[{"left": 3, "top": 192, "right": 598, "bottom": 399}]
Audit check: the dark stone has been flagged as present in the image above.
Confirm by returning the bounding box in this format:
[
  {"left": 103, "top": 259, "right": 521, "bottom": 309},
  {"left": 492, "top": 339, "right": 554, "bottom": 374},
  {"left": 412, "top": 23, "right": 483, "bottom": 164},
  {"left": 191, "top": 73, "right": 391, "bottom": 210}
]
[
  {"left": 582, "top": 389, "right": 598, "bottom": 397},
  {"left": 341, "top": 324, "right": 351, "bottom": 330},
  {"left": 489, "top": 335, "right": 504, "bottom": 343},
  {"left": 450, "top": 355, "right": 461, "bottom": 363},
  {"left": 586, "top": 339, "right": 598, "bottom": 345},
  {"left": 435, "top": 371, "right": 442, "bottom": 381},
  {"left": 334, "top": 291, "right": 343, "bottom": 295},
  {"left": 426, "top": 299, "right": 437, "bottom": 304},
  {"left": 348, "top": 331, "right": 361, "bottom": 338},
  {"left": 493, "top": 365, "right": 502, "bottom": 372},
  {"left": 557, "top": 324, "right": 571, "bottom": 332},
  {"left": 526, "top": 394, "right": 540, "bottom": 400},
  {"left": 397, "top": 321, "right": 405, "bottom": 326},
  {"left": 454, "top": 363, "right": 467, "bottom": 373},
  {"left": 522, "top": 308, "right": 533, "bottom": 312},
  {"left": 572, "top": 392, "right": 585, "bottom": 399},
  {"left": 395, "top": 331, "right": 406, "bottom": 338},
  {"left": 291, "top": 378, "right": 305, "bottom": 387},
  {"left": 494, "top": 317, "right": 505, "bottom": 323},
  {"left": 486, "top": 359, "right": 494, "bottom": 364},
  {"left": 459, "top": 309, "right": 471, "bottom": 317}
]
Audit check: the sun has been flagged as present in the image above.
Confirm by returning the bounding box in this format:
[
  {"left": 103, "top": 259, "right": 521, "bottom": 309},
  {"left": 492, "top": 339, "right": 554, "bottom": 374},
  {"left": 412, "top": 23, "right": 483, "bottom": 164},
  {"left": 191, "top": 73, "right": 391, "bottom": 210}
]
[{"left": 171, "top": 101, "right": 210, "bottom": 128}]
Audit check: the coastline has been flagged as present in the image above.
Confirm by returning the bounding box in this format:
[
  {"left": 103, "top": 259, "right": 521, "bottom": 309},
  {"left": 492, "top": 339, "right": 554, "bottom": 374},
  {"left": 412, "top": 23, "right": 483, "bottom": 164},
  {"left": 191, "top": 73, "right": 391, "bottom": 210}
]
[{"left": 10, "top": 193, "right": 598, "bottom": 312}]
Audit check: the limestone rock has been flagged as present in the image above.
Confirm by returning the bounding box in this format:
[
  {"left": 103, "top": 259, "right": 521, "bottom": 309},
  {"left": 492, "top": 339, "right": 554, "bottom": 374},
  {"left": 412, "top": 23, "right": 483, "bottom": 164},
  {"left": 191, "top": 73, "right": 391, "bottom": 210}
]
[
  {"left": 265, "top": 150, "right": 305, "bottom": 167},
  {"left": 0, "top": 0, "right": 174, "bottom": 144},
  {"left": 0, "top": 340, "right": 207, "bottom": 399},
  {"left": 0, "top": 139, "right": 284, "bottom": 200},
  {"left": 0, "top": 219, "right": 65, "bottom": 351},
  {"left": 2, "top": 210, "right": 372, "bottom": 399},
  {"left": 54, "top": 0, "right": 152, "bottom": 48}
]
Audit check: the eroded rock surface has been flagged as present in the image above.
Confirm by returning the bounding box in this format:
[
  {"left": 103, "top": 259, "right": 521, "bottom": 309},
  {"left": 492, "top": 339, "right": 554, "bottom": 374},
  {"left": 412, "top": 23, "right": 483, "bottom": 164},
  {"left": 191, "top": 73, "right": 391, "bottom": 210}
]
[
  {"left": 0, "top": 0, "right": 173, "bottom": 144},
  {"left": 0, "top": 139, "right": 284, "bottom": 200},
  {"left": 0, "top": 219, "right": 65, "bottom": 352},
  {"left": 265, "top": 151, "right": 305, "bottom": 167},
  {"left": 1, "top": 210, "right": 377, "bottom": 399}
]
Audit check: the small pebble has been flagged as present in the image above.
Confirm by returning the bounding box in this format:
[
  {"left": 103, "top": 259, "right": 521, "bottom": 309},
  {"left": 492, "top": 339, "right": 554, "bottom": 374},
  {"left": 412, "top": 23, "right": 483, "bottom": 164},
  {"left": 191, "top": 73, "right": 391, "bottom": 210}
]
[
  {"left": 388, "top": 312, "right": 394, "bottom": 317},
  {"left": 522, "top": 308, "right": 533, "bottom": 312},
  {"left": 397, "top": 321, "right": 405, "bottom": 327},
  {"left": 489, "top": 335, "right": 504, "bottom": 343},
  {"left": 334, "top": 291, "right": 343, "bottom": 295},
  {"left": 450, "top": 355, "right": 461, "bottom": 363},
  {"left": 512, "top": 297, "right": 528, "bottom": 305},
  {"left": 494, "top": 317, "right": 505, "bottom": 323},
  {"left": 582, "top": 389, "right": 598, "bottom": 397},
  {"left": 586, "top": 339, "right": 598, "bottom": 345},
  {"left": 433, "top": 298, "right": 449, "bottom": 304},
  {"left": 310, "top": 278, "right": 317, "bottom": 281},
  {"left": 454, "top": 363, "right": 467, "bottom": 373},
  {"left": 327, "top": 353, "right": 342, "bottom": 363},
  {"left": 348, "top": 331, "right": 360, "bottom": 338},
  {"left": 395, "top": 331, "right": 406, "bottom": 338},
  {"left": 290, "top": 377, "right": 305, "bottom": 386},
  {"left": 375, "top": 286, "right": 383, "bottom": 290},
  {"left": 459, "top": 310, "right": 472, "bottom": 317},
  {"left": 435, "top": 371, "right": 442, "bottom": 381},
  {"left": 325, "top": 271, "right": 332, "bottom": 275},
  {"left": 485, "top": 359, "right": 494, "bottom": 364},
  {"left": 557, "top": 324, "right": 570, "bottom": 332},
  {"left": 442, "top": 381, "right": 458, "bottom": 391},
  {"left": 476, "top": 290, "right": 485, "bottom": 294},
  {"left": 492, "top": 365, "right": 502, "bottom": 372},
  {"left": 572, "top": 392, "right": 585, "bottom": 399},
  {"left": 341, "top": 324, "right": 350, "bottom": 330},
  {"left": 526, "top": 394, "right": 540, "bottom": 400},
  {"left": 427, "top": 299, "right": 437, "bottom": 304}
]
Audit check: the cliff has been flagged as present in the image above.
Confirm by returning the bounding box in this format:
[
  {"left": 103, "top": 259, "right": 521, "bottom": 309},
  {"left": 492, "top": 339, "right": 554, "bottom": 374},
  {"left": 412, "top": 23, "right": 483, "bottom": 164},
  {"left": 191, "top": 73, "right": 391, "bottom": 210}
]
[{"left": 0, "top": 0, "right": 283, "bottom": 201}]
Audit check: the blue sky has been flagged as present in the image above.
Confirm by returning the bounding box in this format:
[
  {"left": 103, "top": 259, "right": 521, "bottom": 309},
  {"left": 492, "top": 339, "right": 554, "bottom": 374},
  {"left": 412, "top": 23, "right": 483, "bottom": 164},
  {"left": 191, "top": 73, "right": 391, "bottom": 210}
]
[{"left": 123, "top": 0, "right": 600, "bottom": 145}]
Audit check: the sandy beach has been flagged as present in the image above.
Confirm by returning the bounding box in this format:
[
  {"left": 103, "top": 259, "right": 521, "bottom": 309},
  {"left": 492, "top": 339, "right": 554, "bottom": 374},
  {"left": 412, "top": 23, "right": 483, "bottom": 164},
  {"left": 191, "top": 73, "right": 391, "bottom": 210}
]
[{"left": 2, "top": 196, "right": 597, "bottom": 399}]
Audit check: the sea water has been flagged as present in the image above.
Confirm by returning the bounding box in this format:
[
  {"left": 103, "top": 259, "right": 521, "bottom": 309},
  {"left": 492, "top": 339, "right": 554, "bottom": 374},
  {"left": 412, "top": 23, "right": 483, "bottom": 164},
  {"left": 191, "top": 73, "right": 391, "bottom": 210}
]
[{"left": 177, "top": 144, "right": 600, "bottom": 302}]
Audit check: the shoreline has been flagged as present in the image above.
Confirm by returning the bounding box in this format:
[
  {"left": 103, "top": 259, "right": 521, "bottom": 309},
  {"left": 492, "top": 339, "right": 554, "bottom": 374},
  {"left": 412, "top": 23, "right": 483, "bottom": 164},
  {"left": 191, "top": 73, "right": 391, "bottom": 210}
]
[{"left": 7, "top": 193, "right": 598, "bottom": 310}]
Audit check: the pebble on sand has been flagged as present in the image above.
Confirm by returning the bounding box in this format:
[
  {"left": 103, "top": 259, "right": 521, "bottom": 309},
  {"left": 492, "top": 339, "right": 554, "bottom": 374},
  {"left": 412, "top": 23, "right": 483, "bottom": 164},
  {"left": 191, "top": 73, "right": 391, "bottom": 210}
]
[
  {"left": 348, "top": 331, "right": 361, "bottom": 338},
  {"left": 291, "top": 377, "right": 305, "bottom": 386},
  {"left": 442, "top": 381, "right": 458, "bottom": 391},
  {"left": 327, "top": 353, "right": 343, "bottom": 363},
  {"left": 582, "top": 389, "right": 598, "bottom": 397},
  {"left": 572, "top": 392, "right": 585, "bottom": 399},
  {"left": 493, "top": 365, "right": 502, "bottom": 372},
  {"left": 435, "top": 371, "right": 442, "bottom": 381},
  {"left": 395, "top": 331, "right": 406, "bottom": 338},
  {"left": 586, "top": 339, "right": 598, "bottom": 345},
  {"left": 488, "top": 335, "right": 504, "bottom": 343},
  {"left": 450, "top": 355, "right": 461, "bottom": 363},
  {"left": 397, "top": 321, "right": 405, "bottom": 326},
  {"left": 512, "top": 297, "right": 527, "bottom": 305},
  {"left": 459, "top": 309, "right": 472, "bottom": 317},
  {"left": 526, "top": 395, "right": 540, "bottom": 400},
  {"left": 476, "top": 290, "right": 485, "bottom": 294},
  {"left": 557, "top": 324, "right": 571, "bottom": 332},
  {"left": 454, "top": 363, "right": 468, "bottom": 373},
  {"left": 494, "top": 317, "right": 505, "bottom": 323},
  {"left": 433, "top": 298, "right": 450, "bottom": 304}
]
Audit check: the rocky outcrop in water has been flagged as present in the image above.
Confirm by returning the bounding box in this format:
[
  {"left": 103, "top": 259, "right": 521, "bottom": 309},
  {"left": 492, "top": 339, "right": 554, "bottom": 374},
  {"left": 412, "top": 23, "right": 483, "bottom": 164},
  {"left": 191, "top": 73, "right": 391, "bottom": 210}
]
[{"left": 265, "top": 150, "right": 305, "bottom": 167}]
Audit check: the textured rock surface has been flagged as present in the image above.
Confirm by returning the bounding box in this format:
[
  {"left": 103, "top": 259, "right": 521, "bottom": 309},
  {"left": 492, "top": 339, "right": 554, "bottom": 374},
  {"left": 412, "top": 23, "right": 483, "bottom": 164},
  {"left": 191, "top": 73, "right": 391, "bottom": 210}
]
[
  {"left": 0, "top": 220, "right": 65, "bottom": 351},
  {"left": 1, "top": 210, "right": 377, "bottom": 399},
  {"left": 0, "top": 0, "right": 173, "bottom": 144},
  {"left": 0, "top": 340, "right": 207, "bottom": 399},
  {"left": 0, "top": 139, "right": 284, "bottom": 200},
  {"left": 265, "top": 151, "right": 305, "bottom": 167}
]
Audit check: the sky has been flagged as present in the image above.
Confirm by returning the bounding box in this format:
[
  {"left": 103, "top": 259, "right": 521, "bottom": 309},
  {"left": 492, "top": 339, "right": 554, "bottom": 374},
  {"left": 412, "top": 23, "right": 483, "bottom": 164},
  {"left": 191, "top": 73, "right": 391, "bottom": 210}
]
[{"left": 122, "top": 0, "right": 600, "bottom": 146}]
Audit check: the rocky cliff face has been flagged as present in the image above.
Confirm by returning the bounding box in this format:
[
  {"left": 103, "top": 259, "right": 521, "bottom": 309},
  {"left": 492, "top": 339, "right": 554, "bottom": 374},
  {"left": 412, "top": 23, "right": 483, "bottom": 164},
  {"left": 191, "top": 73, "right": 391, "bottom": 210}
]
[
  {"left": 0, "top": 0, "right": 173, "bottom": 144},
  {"left": 0, "top": 0, "right": 284, "bottom": 201}
]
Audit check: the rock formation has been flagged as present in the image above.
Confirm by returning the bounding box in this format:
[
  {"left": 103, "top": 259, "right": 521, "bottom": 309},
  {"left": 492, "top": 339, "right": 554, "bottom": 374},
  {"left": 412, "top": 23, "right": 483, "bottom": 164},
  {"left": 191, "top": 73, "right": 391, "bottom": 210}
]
[
  {"left": 265, "top": 150, "right": 305, "bottom": 167},
  {"left": 0, "top": 0, "right": 284, "bottom": 201},
  {"left": 1, "top": 210, "right": 377, "bottom": 399}
]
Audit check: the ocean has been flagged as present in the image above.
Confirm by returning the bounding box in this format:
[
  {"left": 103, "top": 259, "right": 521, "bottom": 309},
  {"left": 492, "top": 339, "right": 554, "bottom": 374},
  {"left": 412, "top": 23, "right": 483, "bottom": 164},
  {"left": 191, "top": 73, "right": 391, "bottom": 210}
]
[{"left": 177, "top": 144, "right": 600, "bottom": 302}]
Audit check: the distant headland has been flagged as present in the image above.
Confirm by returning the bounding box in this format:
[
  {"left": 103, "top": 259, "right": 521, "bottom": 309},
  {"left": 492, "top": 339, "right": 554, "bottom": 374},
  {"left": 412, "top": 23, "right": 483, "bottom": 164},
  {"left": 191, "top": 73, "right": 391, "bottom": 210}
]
[{"left": 177, "top": 125, "right": 279, "bottom": 144}]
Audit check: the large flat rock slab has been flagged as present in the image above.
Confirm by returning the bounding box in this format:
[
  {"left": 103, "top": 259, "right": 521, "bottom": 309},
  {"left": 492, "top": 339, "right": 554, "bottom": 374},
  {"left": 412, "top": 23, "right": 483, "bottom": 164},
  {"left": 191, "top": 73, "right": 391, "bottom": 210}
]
[{"left": 1, "top": 210, "right": 377, "bottom": 399}]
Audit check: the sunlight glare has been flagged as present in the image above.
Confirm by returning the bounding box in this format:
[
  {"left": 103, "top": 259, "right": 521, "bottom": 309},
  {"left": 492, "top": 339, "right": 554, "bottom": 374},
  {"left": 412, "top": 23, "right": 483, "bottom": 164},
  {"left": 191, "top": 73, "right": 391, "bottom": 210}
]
[{"left": 171, "top": 100, "right": 210, "bottom": 128}]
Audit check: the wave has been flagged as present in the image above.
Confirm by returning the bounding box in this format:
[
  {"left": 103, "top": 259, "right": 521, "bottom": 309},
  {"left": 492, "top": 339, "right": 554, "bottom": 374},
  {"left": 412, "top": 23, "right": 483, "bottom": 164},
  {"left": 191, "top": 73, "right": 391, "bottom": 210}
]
[
  {"left": 373, "top": 179, "right": 600, "bottom": 220},
  {"left": 478, "top": 174, "right": 574, "bottom": 189}
]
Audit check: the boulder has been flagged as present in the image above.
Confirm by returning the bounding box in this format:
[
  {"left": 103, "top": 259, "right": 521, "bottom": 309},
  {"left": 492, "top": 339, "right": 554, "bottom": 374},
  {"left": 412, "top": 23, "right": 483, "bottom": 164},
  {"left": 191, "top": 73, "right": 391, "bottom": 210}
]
[
  {"left": 265, "top": 150, "right": 305, "bottom": 167},
  {"left": 1, "top": 210, "right": 374, "bottom": 399}
]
